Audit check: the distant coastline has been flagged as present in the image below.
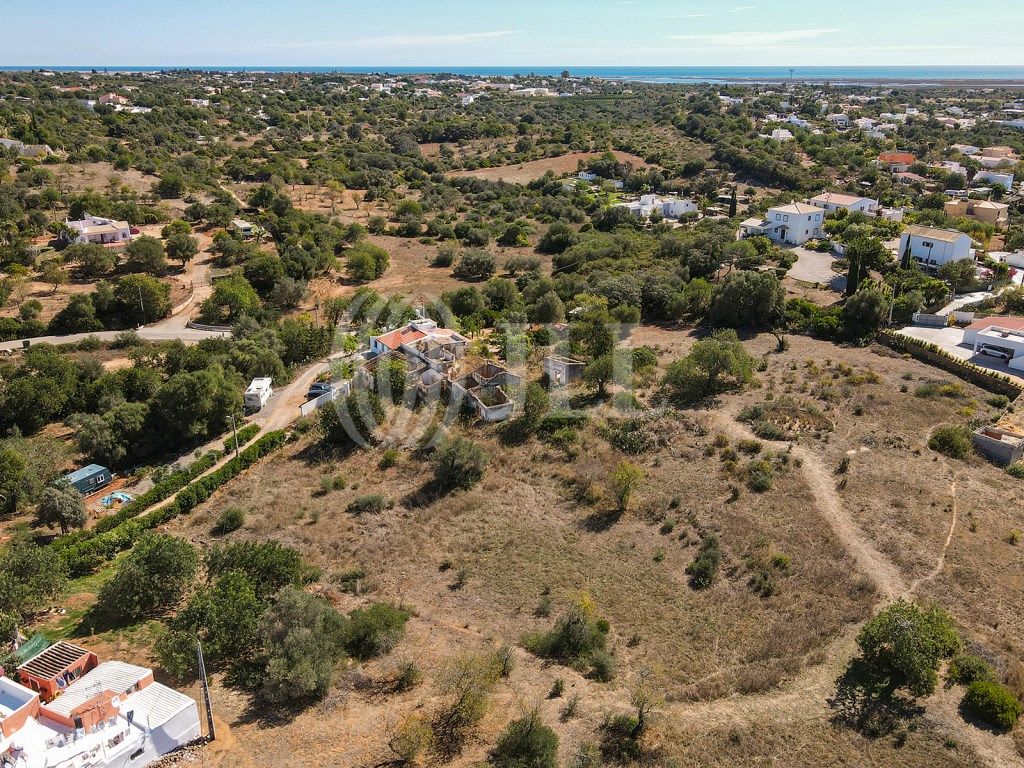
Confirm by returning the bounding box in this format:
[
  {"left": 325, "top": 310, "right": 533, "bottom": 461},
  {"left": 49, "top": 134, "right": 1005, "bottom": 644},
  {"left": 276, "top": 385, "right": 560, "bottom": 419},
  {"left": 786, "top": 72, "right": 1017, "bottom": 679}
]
[{"left": 3, "top": 65, "right": 1024, "bottom": 86}]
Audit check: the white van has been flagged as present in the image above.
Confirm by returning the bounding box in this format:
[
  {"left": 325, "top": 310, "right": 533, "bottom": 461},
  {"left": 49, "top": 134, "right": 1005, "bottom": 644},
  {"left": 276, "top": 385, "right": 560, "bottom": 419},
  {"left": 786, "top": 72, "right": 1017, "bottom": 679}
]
[{"left": 244, "top": 377, "right": 274, "bottom": 411}]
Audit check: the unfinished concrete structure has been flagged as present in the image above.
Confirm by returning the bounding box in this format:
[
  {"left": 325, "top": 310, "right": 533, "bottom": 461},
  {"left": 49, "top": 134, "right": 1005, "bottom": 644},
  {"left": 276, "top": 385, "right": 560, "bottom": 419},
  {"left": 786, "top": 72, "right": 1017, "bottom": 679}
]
[{"left": 450, "top": 363, "right": 523, "bottom": 422}]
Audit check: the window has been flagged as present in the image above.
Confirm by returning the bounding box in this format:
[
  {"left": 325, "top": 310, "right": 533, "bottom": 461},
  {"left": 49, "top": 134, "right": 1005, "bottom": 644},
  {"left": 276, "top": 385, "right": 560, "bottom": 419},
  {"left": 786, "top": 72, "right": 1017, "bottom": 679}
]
[
  {"left": 783, "top": 215, "right": 789, "bottom": 222},
  {"left": 775, "top": 214, "right": 781, "bottom": 221},
  {"left": 922, "top": 241, "right": 934, "bottom": 248},
  {"left": 815, "top": 214, "right": 821, "bottom": 221}
]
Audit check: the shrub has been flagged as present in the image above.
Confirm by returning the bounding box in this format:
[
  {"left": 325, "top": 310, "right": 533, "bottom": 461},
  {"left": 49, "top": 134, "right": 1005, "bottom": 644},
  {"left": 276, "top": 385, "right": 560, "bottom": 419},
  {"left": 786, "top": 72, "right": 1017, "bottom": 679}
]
[
  {"left": 347, "top": 494, "right": 389, "bottom": 515},
  {"left": 213, "top": 506, "right": 245, "bottom": 534},
  {"left": 948, "top": 653, "right": 996, "bottom": 686},
  {"left": 928, "top": 425, "right": 973, "bottom": 460},
  {"left": 1008, "top": 463, "right": 1024, "bottom": 479},
  {"left": 746, "top": 458, "right": 775, "bottom": 492},
  {"left": 379, "top": 449, "right": 400, "bottom": 469},
  {"left": 752, "top": 420, "right": 786, "bottom": 441},
  {"left": 522, "top": 592, "right": 612, "bottom": 679},
  {"left": 224, "top": 423, "right": 260, "bottom": 453},
  {"left": 686, "top": 536, "right": 722, "bottom": 589},
  {"left": 431, "top": 436, "right": 487, "bottom": 493},
  {"left": 343, "top": 602, "right": 410, "bottom": 660},
  {"left": 962, "top": 680, "right": 1023, "bottom": 731},
  {"left": 490, "top": 711, "right": 559, "bottom": 768},
  {"left": 394, "top": 660, "right": 422, "bottom": 691},
  {"left": 610, "top": 461, "right": 643, "bottom": 511}
]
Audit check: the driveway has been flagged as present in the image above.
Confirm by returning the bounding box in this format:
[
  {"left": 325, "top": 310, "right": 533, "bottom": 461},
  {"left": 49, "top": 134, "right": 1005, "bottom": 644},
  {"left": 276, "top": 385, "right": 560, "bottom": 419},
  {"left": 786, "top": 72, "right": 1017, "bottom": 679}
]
[
  {"left": 786, "top": 247, "right": 847, "bottom": 293},
  {"left": 895, "top": 325, "right": 1024, "bottom": 384}
]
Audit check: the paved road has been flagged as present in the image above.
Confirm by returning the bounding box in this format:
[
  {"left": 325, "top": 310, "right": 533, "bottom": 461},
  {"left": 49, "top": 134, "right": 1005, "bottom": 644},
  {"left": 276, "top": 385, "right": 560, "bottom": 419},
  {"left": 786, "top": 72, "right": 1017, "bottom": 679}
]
[
  {"left": 896, "top": 325, "right": 1024, "bottom": 384},
  {"left": 0, "top": 325, "right": 228, "bottom": 352},
  {"left": 1, "top": 251, "right": 222, "bottom": 352},
  {"left": 786, "top": 247, "right": 846, "bottom": 293}
]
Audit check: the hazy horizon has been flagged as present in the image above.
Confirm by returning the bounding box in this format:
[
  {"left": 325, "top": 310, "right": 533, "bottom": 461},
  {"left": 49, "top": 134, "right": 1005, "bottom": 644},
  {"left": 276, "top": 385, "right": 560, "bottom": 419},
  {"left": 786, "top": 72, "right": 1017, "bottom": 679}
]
[{"left": 5, "top": 0, "right": 1023, "bottom": 69}]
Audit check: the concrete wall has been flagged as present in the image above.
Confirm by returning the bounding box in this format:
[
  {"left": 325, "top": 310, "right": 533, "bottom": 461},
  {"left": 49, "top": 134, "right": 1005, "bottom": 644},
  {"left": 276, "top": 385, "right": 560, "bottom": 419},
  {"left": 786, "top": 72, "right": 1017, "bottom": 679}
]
[{"left": 973, "top": 427, "right": 1024, "bottom": 465}]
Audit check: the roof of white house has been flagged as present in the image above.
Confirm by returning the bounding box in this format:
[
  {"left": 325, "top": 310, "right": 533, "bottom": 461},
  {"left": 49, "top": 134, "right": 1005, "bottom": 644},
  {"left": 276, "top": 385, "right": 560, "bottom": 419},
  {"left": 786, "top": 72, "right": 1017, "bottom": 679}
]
[
  {"left": 43, "top": 660, "right": 150, "bottom": 718},
  {"left": 810, "top": 192, "right": 873, "bottom": 207},
  {"left": 119, "top": 681, "right": 194, "bottom": 727},
  {"left": 903, "top": 225, "right": 970, "bottom": 244},
  {"left": 769, "top": 202, "right": 822, "bottom": 216}
]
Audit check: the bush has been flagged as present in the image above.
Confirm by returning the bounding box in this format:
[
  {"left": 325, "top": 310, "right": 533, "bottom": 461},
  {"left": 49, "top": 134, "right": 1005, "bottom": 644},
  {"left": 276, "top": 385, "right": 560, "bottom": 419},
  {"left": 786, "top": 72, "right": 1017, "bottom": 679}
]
[
  {"left": 257, "top": 586, "right": 347, "bottom": 705},
  {"left": 224, "top": 423, "right": 260, "bottom": 453},
  {"left": 213, "top": 506, "right": 245, "bottom": 535},
  {"left": 343, "top": 602, "right": 410, "bottom": 660},
  {"left": 490, "top": 711, "right": 559, "bottom": 768},
  {"left": 685, "top": 535, "right": 722, "bottom": 589},
  {"left": 947, "top": 653, "right": 996, "bottom": 686},
  {"left": 431, "top": 437, "right": 487, "bottom": 493},
  {"left": 522, "top": 592, "right": 612, "bottom": 679},
  {"left": 746, "top": 458, "right": 775, "bottom": 492},
  {"left": 962, "top": 680, "right": 1023, "bottom": 731},
  {"left": 928, "top": 425, "right": 973, "bottom": 459},
  {"left": 1008, "top": 463, "right": 1024, "bottom": 479},
  {"left": 347, "top": 494, "right": 389, "bottom": 515}
]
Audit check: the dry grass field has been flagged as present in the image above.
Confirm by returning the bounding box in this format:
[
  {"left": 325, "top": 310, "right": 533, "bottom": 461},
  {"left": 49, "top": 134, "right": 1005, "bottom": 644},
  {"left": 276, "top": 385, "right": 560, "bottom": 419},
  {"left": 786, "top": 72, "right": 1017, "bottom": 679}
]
[
  {"left": 448, "top": 151, "right": 654, "bottom": 184},
  {"left": 123, "top": 332, "right": 1024, "bottom": 767}
]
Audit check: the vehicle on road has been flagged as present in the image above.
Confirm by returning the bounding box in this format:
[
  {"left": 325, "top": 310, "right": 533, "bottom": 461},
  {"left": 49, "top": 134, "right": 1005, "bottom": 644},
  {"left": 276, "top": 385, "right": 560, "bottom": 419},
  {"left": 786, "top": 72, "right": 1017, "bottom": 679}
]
[
  {"left": 306, "top": 382, "right": 335, "bottom": 400},
  {"left": 244, "top": 377, "right": 274, "bottom": 411}
]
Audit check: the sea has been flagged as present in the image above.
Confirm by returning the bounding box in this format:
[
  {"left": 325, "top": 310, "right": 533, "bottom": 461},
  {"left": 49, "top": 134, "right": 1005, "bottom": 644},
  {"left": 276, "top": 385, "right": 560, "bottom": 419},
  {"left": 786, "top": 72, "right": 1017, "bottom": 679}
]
[{"left": 4, "top": 65, "right": 1024, "bottom": 86}]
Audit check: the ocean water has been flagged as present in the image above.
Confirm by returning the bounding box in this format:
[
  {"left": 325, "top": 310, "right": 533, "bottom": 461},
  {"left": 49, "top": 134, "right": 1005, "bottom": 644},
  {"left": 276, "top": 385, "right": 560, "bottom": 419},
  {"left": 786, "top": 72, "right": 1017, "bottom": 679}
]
[{"left": 4, "top": 65, "right": 1024, "bottom": 84}]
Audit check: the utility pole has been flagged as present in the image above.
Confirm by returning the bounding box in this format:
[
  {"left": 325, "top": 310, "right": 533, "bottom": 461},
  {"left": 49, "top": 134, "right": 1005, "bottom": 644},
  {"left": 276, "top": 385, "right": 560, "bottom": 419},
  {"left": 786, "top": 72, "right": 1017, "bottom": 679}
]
[
  {"left": 229, "top": 413, "right": 240, "bottom": 460},
  {"left": 195, "top": 640, "right": 216, "bottom": 741}
]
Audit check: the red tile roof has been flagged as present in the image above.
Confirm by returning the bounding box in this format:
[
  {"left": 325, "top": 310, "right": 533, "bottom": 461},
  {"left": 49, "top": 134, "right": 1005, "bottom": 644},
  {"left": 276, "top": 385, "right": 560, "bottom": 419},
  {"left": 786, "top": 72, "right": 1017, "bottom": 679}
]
[
  {"left": 879, "top": 151, "right": 916, "bottom": 165},
  {"left": 373, "top": 327, "right": 427, "bottom": 350},
  {"left": 966, "top": 316, "right": 1024, "bottom": 331}
]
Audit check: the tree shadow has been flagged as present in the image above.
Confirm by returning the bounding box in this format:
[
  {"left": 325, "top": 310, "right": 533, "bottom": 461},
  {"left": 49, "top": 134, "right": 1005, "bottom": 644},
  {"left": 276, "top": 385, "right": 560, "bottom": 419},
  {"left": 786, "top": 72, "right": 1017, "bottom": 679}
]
[
  {"left": 580, "top": 508, "right": 623, "bottom": 533},
  {"left": 829, "top": 657, "right": 924, "bottom": 737}
]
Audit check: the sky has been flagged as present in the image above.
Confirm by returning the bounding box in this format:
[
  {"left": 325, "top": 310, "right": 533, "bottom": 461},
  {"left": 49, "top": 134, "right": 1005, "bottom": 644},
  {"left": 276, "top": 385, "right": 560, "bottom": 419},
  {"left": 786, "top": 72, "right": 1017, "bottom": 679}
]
[{"left": 4, "top": 0, "right": 1023, "bottom": 68}]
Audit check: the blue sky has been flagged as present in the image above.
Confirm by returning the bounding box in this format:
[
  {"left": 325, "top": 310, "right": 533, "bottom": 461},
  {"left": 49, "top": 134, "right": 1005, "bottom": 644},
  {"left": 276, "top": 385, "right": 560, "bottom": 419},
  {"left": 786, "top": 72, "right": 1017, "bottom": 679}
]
[{"left": 4, "top": 0, "right": 1022, "bottom": 67}]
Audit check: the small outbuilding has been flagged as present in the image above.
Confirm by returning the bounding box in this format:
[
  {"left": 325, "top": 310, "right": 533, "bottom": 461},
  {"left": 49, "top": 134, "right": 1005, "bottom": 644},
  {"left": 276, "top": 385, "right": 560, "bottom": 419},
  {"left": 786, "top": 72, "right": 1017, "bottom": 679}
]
[{"left": 61, "top": 464, "right": 112, "bottom": 495}]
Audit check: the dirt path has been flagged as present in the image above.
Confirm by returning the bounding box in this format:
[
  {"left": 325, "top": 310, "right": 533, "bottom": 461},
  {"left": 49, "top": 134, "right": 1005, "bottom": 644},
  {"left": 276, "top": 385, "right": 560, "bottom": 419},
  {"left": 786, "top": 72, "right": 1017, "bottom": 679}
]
[
  {"left": 910, "top": 479, "right": 958, "bottom": 594},
  {"left": 671, "top": 411, "right": 1024, "bottom": 767},
  {"left": 713, "top": 409, "right": 906, "bottom": 600}
]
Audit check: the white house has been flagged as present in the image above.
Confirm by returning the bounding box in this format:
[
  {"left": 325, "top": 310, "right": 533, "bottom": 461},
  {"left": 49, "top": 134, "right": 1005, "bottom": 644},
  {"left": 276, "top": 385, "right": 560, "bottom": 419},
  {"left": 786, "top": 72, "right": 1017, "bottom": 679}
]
[
  {"left": 61, "top": 214, "right": 132, "bottom": 245},
  {"left": 825, "top": 113, "right": 850, "bottom": 129},
  {"left": 951, "top": 143, "right": 980, "bottom": 155},
  {"left": 974, "top": 171, "right": 1015, "bottom": 191},
  {"left": 739, "top": 202, "right": 825, "bottom": 246},
  {"left": 0, "top": 658, "right": 200, "bottom": 768},
  {"left": 614, "top": 194, "right": 698, "bottom": 220},
  {"left": 770, "top": 128, "right": 794, "bottom": 142},
  {"left": 808, "top": 192, "right": 879, "bottom": 216},
  {"left": 898, "top": 225, "right": 973, "bottom": 269}
]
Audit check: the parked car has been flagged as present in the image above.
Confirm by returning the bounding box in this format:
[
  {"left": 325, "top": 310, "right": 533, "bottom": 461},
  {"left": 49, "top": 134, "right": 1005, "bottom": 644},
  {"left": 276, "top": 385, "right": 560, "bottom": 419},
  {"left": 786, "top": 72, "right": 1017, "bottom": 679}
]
[
  {"left": 129, "top": 226, "right": 141, "bottom": 235},
  {"left": 979, "top": 344, "right": 1013, "bottom": 361},
  {"left": 306, "top": 382, "right": 335, "bottom": 400}
]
